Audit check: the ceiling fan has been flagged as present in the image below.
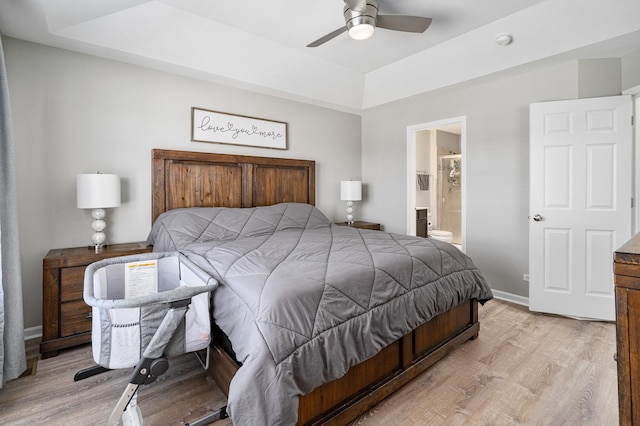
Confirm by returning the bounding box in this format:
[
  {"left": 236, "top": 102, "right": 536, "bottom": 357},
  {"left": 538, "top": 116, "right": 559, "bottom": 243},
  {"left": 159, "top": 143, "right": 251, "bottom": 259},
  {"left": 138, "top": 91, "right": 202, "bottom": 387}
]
[{"left": 307, "top": 0, "right": 432, "bottom": 48}]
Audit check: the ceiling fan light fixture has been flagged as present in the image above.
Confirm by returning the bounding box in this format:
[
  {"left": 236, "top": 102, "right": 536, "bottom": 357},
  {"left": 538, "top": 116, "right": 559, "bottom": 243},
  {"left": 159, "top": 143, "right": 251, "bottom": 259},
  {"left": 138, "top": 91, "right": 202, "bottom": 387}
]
[
  {"left": 349, "top": 23, "right": 375, "bottom": 40},
  {"left": 307, "top": 0, "right": 431, "bottom": 48},
  {"left": 344, "top": 1, "right": 377, "bottom": 41}
]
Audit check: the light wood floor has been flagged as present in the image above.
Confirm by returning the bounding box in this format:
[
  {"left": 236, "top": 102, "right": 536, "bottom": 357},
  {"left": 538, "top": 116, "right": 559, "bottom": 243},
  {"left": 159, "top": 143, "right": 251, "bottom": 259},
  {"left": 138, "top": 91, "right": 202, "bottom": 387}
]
[{"left": 1, "top": 299, "right": 618, "bottom": 425}]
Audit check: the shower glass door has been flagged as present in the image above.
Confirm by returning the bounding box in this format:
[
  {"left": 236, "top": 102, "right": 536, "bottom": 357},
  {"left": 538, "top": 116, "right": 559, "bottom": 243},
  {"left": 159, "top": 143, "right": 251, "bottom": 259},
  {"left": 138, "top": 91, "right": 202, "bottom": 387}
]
[{"left": 438, "top": 154, "right": 462, "bottom": 244}]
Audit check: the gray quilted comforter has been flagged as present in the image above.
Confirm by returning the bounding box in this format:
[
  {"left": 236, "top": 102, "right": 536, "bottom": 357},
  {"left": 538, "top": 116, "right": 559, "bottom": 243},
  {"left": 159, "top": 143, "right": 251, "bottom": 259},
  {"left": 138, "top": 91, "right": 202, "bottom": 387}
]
[{"left": 147, "top": 203, "right": 492, "bottom": 425}]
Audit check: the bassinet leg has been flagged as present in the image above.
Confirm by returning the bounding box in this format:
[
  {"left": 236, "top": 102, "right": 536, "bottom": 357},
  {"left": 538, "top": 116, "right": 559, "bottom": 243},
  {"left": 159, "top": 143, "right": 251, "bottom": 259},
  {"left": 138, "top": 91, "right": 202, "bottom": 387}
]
[
  {"left": 121, "top": 392, "right": 143, "bottom": 426},
  {"left": 74, "top": 365, "right": 110, "bottom": 381},
  {"left": 185, "top": 406, "right": 228, "bottom": 426},
  {"left": 107, "top": 383, "right": 140, "bottom": 426}
]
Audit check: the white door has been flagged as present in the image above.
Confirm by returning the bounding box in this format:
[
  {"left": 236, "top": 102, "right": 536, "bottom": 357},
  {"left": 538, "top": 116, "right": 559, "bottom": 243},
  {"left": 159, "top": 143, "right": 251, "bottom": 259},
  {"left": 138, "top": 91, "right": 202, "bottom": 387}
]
[{"left": 529, "top": 95, "right": 633, "bottom": 321}]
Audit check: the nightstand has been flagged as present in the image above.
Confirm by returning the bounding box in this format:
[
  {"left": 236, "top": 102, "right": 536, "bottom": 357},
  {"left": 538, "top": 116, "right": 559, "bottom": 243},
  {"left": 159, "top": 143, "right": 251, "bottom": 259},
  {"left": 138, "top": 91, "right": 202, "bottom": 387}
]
[
  {"left": 335, "top": 221, "right": 381, "bottom": 231},
  {"left": 41, "top": 242, "right": 153, "bottom": 358}
]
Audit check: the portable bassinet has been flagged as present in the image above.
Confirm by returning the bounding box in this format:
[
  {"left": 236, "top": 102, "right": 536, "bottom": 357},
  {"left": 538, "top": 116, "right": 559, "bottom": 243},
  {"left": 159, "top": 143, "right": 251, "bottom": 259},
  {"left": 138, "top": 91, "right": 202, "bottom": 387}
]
[{"left": 74, "top": 251, "right": 227, "bottom": 426}]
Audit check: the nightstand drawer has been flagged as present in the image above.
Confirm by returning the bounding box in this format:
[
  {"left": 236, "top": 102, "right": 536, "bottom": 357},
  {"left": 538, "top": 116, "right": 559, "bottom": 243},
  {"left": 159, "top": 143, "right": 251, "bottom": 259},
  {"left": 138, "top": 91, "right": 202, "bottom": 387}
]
[
  {"left": 61, "top": 300, "right": 92, "bottom": 337},
  {"left": 61, "top": 266, "right": 86, "bottom": 302}
]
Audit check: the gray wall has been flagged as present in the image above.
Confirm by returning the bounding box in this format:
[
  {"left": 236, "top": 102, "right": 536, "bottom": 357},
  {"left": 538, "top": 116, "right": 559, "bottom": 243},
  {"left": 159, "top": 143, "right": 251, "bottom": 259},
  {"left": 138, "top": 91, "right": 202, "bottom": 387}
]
[
  {"left": 622, "top": 48, "right": 640, "bottom": 90},
  {"left": 361, "top": 61, "right": 580, "bottom": 298},
  {"left": 361, "top": 53, "right": 640, "bottom": 299},
  {"left": 414, "top": 130, "right": 430, "bottom": 208},
  {"left": 578, "top": 58, "right": 621, "bottom": 98},
  {"left": 3, "top": 37, "right": 362, "bottom": 330}
]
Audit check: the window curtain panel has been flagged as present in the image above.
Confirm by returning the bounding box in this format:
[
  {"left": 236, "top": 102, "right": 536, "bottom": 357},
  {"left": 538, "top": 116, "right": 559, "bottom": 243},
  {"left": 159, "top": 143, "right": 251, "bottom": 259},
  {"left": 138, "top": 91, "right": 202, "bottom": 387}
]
[{"left": 0, "top": 35, "right": 26, "bottom": 387}]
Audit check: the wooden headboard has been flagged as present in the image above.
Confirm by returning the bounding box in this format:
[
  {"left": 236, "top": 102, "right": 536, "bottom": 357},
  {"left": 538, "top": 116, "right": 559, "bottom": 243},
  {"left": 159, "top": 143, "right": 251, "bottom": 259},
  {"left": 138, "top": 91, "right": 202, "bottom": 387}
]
[{"left": 151, "top": 149, "right": 316, "bottom": 223}]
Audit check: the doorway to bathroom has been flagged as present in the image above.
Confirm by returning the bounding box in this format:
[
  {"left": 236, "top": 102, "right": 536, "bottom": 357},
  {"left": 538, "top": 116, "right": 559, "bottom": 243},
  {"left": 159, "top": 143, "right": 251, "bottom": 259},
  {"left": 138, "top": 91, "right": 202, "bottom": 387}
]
[{"left": 406, "top": 117, "right": 466, "bottom": 250}]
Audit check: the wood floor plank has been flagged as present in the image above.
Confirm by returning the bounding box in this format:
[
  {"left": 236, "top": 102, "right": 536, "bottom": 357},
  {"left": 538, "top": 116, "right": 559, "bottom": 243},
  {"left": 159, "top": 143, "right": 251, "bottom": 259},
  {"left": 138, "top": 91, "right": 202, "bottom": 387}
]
[
  {"left": 348, "top": 300, "right": 618, "bottom": 426},
  {"left": 1, "top": 300, "right": 618, "bottom": 425},
  {"left": 1, "top": 348, "right": 231, "bottom": 426}
]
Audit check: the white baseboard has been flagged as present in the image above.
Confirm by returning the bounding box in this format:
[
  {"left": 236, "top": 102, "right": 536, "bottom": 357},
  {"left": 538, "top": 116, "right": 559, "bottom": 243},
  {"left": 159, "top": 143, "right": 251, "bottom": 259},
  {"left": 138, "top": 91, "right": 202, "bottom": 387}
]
[
  {"left": 24, "top": 326, "right": 42, "bottom": 342},
  {"left": 490, "top": 289, "right": 529, "bottom": 307}
]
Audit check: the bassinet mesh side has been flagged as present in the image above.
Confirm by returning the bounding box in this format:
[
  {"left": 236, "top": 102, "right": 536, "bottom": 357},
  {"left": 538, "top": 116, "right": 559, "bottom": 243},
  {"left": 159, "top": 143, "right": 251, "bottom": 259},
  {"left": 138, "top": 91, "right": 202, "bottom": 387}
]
[
  {"left": 87, "top": 253, "right": 214, "bottom": 369},
  {"left": 94, "top": 303, "right": 189, "bottom": 369}
]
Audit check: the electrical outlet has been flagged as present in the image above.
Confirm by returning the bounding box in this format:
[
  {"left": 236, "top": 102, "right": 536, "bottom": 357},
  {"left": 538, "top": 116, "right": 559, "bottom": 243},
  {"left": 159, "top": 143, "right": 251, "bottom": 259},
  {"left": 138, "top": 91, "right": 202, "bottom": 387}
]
[{"left": 523, "top": 273, "right": 530, "bottom": 282}]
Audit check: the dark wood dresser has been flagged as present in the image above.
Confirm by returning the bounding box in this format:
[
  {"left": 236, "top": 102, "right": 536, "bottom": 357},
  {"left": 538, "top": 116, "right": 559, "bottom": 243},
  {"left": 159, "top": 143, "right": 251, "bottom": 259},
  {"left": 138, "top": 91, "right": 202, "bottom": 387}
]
[
  {"left": 614, "top": 232, "right": 640, "bottom": 425},
  {"left": 41, "top": 242, "right": 152, "bottom": 358}
]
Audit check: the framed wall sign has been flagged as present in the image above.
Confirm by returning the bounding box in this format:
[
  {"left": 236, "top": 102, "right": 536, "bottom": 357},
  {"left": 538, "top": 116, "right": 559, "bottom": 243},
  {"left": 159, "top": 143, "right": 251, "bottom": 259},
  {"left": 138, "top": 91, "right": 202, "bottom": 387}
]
[{"left": 191, "top": 107, "right": 287, "bottom": 150}]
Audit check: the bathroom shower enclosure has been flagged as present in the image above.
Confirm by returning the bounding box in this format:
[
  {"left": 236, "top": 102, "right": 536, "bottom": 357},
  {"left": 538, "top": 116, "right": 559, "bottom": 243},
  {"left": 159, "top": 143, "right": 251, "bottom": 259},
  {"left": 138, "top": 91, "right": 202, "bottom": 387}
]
[
  {"left": 438, "top": 154, "right": 462, "bottom": 244},
  {"left": 406, "top": 116, "right": 466, "bottom": 250}
]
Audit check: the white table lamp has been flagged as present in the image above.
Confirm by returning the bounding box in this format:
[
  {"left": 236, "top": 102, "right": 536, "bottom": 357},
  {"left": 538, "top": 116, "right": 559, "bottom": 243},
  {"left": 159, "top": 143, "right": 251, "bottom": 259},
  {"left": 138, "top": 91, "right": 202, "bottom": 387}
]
[
  {"left": 340, "top": 180, "right": 362, "bottom": 225},
  {"left": 77, "top": 173, "right": 121, "bottom": 250}
]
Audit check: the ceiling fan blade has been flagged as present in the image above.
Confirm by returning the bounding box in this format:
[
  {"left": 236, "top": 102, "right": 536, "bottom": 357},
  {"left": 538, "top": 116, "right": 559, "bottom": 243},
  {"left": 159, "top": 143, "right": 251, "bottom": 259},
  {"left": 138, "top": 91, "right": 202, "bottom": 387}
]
[
  {"left": 307, "top": 26, "right": 347, "bottom": 47},
  {"left": 376, "top": 15, "right": 432, "bottom": 33},
  {"left": 344, "top": 0, "right": 368, "bottom": 13}
]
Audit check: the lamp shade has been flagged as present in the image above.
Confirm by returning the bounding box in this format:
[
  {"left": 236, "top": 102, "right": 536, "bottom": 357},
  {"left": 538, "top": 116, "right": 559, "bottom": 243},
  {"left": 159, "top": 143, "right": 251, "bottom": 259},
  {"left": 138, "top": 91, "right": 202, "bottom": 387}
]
[
  {"left": 340, "top": 180, "right": 362, "bottom": 201},
  {"left": 76, "top": 173, "right": 121, "bottom": 209}
]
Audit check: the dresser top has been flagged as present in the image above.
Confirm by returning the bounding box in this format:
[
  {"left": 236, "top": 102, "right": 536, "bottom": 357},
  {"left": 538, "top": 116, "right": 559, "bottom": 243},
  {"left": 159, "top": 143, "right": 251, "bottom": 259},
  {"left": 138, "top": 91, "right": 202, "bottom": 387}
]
[
  {"left": 615, "top": 233, "right": 640, "bottom": 265},
  {"left": 43, "top": 242, "right": 152, "bottom": 268}
]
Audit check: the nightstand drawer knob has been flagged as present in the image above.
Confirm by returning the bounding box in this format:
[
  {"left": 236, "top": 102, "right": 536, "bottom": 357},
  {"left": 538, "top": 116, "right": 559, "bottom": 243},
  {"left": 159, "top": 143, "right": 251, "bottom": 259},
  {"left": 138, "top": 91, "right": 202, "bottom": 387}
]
[
  {"left": 86, "top": 312, "right": 92, "bottom": 319},
  {"left": 614, "top": 353, "right": 618, "bottom": 362}
]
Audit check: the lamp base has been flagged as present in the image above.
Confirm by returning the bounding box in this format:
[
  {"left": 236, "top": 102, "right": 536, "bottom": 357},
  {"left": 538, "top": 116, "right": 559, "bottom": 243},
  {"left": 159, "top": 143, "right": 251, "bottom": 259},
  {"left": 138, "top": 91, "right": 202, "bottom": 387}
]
[
  {"left": 345, "top": 201, "right": 355, "bottom": 225},
  {"left": 89, "top": 209, "right": 108, "bottom": 252}
]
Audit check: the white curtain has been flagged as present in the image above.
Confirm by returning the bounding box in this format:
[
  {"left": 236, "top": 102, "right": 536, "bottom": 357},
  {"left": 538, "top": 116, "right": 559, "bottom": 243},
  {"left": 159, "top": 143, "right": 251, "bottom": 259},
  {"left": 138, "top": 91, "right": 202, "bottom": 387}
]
[{"left": 0, "top": 34, "right": 26, "bottom": 387}]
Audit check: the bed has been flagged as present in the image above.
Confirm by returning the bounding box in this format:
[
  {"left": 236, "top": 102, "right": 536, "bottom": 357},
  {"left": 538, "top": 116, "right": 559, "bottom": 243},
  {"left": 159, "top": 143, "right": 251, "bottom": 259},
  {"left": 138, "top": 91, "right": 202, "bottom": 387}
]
[{"left": 148, "top": 149, "right": 492, "bottom": 425}]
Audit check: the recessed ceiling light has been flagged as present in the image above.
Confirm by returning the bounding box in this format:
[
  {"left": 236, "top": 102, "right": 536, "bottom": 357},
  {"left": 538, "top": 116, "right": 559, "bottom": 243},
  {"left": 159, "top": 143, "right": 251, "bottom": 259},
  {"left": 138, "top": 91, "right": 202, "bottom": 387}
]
[{"left": 495, "top": 33, "right": 514, "bottom": 46}]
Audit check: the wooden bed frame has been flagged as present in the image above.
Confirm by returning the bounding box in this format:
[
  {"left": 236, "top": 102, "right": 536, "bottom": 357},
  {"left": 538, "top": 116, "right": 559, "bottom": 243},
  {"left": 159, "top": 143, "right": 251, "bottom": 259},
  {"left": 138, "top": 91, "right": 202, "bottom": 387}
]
[{"left": 151, "top": 149, "right": 480, "bottom": 425}]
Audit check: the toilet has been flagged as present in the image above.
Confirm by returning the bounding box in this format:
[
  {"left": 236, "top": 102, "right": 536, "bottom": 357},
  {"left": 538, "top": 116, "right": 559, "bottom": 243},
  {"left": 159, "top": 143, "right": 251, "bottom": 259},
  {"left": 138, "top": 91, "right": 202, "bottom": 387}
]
[{"left": 429, "top": 230, "right": 453, "bottom": 243}]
